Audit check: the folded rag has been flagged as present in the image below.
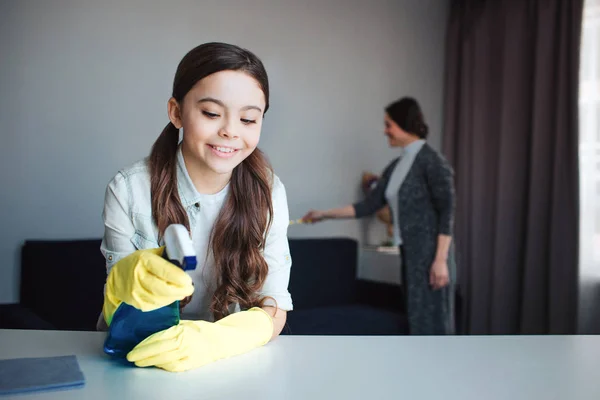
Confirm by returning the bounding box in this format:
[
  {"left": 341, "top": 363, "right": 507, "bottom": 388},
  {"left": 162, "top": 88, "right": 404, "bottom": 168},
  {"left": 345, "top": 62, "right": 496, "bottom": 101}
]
[{"left": 0, "top": 355, "right": 85, "bottom": 395}]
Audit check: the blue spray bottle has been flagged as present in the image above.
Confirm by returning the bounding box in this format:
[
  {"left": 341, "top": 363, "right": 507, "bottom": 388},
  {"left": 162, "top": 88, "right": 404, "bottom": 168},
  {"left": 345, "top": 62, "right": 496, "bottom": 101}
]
[{"left": 103, "top": 224, "right": 197, "bottom": 361}]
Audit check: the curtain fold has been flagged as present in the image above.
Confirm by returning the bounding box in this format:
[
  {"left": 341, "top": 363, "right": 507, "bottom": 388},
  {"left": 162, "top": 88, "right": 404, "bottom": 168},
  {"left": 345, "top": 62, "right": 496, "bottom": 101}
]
[{"left": 443, "top": 0, "right": 583, "bottom": 334}]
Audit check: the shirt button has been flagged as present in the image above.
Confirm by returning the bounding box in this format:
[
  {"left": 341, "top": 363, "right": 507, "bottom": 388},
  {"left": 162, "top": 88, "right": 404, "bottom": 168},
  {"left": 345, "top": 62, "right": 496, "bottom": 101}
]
[
  {"left": 194, "top": 202, "right": 200, "bottom": 209},
  {"left": 108, "top": 255, "right": 113, "bottom": 261}
]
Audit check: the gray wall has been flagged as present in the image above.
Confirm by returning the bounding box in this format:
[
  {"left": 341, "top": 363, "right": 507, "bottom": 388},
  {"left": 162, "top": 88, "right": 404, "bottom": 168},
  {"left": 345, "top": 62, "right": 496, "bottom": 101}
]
[{"left": 0, "top": 0, "right": 450, "bottom": 303}]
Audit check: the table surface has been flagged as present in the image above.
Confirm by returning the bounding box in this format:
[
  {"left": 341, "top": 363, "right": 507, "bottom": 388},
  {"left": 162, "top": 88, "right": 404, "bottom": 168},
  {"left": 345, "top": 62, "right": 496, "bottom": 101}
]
[{"left": 1, "top": 329, "right": 600, "bottom": 400}]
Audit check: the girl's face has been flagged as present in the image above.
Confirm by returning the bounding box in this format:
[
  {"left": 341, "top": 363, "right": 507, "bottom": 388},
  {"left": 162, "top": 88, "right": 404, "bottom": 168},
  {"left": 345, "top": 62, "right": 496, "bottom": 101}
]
[{"left": 169, "top": 70, "right": 266, "bottom": 179}]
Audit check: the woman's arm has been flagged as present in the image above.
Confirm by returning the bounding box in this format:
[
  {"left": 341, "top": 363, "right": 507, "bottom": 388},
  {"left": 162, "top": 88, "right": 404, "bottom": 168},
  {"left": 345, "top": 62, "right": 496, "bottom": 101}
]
[
  {"left": 435, "top": 234, "right": 452, "bottom": 262},
  {"left": 353, "top": 160, "right": 398, "bottom": 218},
  {"left": 425, "top": 154, "right": 456, "bottom": 238},
  {"left": 430, "top": 235, "right": 452, "bottom": 289},
  {"left": 302, "top": 204, "right": 356, "bottom": 222},
  {"left": 425, "top": 152, "right": 456, "bottom": 289},
  {"left": 303, "top": 159, "right": 399, "bottom": 222}
]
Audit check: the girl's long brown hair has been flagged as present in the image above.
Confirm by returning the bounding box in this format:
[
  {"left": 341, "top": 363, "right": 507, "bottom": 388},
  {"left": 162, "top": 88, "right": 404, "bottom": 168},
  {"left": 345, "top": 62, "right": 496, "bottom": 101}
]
[{"left": 148, "top": 43, "right": 273, "bottom": 320}]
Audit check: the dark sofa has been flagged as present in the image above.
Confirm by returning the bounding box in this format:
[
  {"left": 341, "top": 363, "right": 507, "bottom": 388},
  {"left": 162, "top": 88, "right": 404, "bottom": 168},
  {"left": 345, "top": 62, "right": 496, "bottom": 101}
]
[{"left": 0, "top": 237, "right": 407, "bottom": 335}]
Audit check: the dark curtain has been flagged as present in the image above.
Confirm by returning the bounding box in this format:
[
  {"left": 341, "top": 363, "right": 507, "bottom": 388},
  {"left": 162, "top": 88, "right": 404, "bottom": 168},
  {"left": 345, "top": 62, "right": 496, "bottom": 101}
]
[{"left": 443, "top": 0, "right": 583, "bottom": 334}]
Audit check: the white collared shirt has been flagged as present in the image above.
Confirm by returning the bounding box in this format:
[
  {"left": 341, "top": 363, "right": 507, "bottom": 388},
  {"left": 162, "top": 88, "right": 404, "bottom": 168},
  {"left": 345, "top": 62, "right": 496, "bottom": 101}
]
[{"left": 99, "top": 145, "right": 293, "bottom": 322}]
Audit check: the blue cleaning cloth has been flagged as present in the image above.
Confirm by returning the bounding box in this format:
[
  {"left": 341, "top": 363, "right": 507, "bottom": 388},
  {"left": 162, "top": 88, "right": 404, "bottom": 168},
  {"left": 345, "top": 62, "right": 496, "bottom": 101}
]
[{"left": 0, "top": 355, "right": 85, "bottom": 396}]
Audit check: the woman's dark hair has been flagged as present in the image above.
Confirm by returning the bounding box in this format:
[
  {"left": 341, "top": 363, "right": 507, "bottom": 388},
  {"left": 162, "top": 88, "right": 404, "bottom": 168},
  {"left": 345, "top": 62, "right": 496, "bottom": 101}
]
[
  {"left": 385, "top": 97, "right": 429, "bottom": 139},
  {"left": 148, "top": 42, "right": 274, "bottom": 320}
]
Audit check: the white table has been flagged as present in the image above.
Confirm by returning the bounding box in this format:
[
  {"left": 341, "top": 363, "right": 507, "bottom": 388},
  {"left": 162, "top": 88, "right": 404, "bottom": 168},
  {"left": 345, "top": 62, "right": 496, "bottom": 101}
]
[{"left": 1, "top": 329, "right": 600, "bottom": 400}]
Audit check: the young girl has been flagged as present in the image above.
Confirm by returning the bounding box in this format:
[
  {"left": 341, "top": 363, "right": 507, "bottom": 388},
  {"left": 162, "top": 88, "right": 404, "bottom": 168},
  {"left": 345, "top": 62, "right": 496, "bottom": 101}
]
[{"left": 97, "top": 42, "right": 293, "bottom": 372}]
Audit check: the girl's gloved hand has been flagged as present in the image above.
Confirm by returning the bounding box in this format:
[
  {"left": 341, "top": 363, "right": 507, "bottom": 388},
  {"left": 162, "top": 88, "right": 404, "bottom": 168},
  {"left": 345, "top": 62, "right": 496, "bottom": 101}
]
[
  {"left": 126, "top": 307, "right": 273, "bottom": 372},
  {"left": 103, "top": 247, "right": 194, "bottom": 326}
]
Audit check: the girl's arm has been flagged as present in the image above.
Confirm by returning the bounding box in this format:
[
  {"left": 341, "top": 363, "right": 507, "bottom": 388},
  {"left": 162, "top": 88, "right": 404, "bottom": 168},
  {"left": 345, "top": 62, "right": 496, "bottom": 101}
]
[
  {"left": 262, "top": 306, "right": 287, "bottom": 339},
  {"left": 97, "top": 172, "right": 138, "bottom": 330},
  {"left": 259, "top": 175, "right": 294, "bottom": 339}
]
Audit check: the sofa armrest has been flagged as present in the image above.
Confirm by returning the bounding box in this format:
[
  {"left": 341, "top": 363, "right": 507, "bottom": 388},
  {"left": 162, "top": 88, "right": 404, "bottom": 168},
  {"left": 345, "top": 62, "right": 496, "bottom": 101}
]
[{"left": 0, "top": 303, "right": 57, "bottom": 330}]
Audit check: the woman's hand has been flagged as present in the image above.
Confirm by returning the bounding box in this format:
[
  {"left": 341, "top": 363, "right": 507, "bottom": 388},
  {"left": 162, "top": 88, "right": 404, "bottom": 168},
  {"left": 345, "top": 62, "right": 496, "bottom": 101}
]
[
  {"left": 429, "top": 259, "right": 450, "bottom": 290},
  {"left": 301, "top": 210, "right": 327, "bottom": 223},
  {"left": 300, "top": 205, "right": 356, "bottom": 223}
]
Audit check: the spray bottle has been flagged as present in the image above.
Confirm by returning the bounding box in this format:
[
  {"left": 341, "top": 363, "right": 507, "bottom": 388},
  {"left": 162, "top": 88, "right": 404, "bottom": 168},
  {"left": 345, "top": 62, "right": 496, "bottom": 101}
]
[{"left": 103, "top": 224, "right": 197, "bottom": 360}]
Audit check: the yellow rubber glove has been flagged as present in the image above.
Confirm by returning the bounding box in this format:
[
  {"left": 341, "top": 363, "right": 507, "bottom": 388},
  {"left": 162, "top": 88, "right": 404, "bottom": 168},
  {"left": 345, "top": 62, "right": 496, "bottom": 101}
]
[
  {"left": 103, "top": 247, "right": 194, "bottom": 326},
  {"left": 126, "top": 307, "right": 273, "bottom": 372}
]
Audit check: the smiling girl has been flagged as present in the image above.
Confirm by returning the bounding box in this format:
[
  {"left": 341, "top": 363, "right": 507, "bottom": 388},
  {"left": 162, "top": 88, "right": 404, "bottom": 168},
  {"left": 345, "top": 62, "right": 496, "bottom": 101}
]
[{"left": 97, "top": 42, "right": 293, "bottom": 372}]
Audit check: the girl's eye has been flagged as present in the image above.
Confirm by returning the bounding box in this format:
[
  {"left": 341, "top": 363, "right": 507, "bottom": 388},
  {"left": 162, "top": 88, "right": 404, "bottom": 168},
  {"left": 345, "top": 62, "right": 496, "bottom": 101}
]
[
  {"left": 241, "top": 119, "right": 256, "bottom": 125},
  {"left": 202, "top": 111, "right": 219, "bottom": 118}
]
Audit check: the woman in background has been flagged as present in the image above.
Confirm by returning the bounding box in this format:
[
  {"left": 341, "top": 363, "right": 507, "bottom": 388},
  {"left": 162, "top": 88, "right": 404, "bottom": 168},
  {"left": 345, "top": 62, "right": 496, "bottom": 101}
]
[{"left": 302, "top": 97, "right": 456, "bottom": 335}]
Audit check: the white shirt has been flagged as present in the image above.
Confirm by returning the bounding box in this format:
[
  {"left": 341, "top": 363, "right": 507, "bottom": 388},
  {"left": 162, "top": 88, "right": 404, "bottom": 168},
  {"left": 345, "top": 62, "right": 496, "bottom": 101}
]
[
  {"left": 99, "top": 145, "right": 293, "bottom": 323},
  {"left": 384, "top": 139, "right": 426, "bottom": 246}
]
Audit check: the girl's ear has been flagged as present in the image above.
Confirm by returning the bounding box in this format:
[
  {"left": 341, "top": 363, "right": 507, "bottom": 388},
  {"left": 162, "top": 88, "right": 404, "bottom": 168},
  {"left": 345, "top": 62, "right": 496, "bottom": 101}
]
[{"left": 168, "top": 97, "right": 183, "bottom": 129}]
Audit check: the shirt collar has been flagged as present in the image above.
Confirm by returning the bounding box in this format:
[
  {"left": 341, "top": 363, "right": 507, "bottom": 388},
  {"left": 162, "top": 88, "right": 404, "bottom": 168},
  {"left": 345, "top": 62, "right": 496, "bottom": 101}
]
[
  {"left": 401, "top": 139, "right": 426, "bottom": 156},
  {"left": 176, "top": 144, "right": 230, "bottom": 207}
]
